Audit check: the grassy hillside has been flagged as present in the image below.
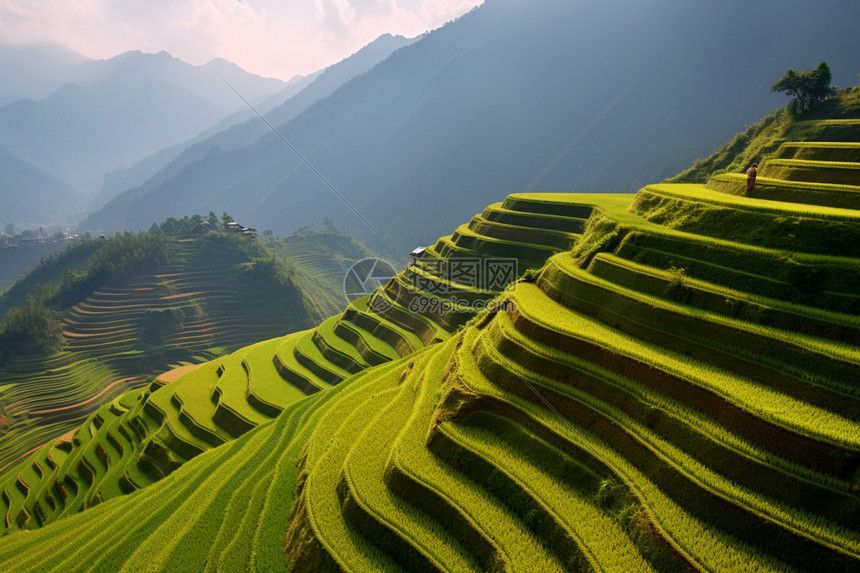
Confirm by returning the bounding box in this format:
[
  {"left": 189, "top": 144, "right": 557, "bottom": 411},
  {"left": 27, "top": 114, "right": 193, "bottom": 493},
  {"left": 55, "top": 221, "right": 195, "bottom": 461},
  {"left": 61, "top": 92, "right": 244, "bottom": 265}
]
[
  {"left": 0, "top": 93, "right": 858, "bottom": 570},
  {"left": 0, "top": 223, "right": 345, "bottom": 474}
]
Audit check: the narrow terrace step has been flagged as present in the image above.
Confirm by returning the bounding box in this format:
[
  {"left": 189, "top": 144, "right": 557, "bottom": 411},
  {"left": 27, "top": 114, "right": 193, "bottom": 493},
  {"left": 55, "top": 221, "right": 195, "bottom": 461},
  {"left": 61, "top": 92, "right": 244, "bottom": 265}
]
[
  {"left": 775, "top": 141, "right": 860, "bottom": 162},
  {"left": 292, "top": 332, "right": 349, "bottom": 385},
  {"left": 341, "top": 298, "right": 423, "bottom": 357},
  {"left": 332, "top": 319, "right": 400, "bottom": 365},
  {"left": 707, "top": 173, "right": 860, "bottom": 209},
  {"left": 241, "top": 338, "right": 306, "bottom": 415},
  {"left": 311, "top": 316, "right": 373, "bottom": 374},
  {"left": 499, "top": 194, "right": 598, "bottom": 218},
  {"left": 541, "top": 254, "right": 860, "bottom": 406},
  {"left": 632, "top": 184, "right": 860, "bottom": 255},
  {"left": 272, "top": 332, "right": 328, "bottom": 395},
  {"left": 790, "top": 119, "right": 860, "bottom": 142},
  {"left": 480, "top": 203, "right": 588, "bottom": 233},
  {"left": 760, "top": 158, "right": 860, "bottom": 186},
  {"left": 467, "top": 214, "right": 580, "bottom": 250},
  {"left": 612, "top": 229, "right": 860, "bottom": 313},
  {"left": 586, "top": 252, "right": 860, "bottom": 345},
  {"left": 449, "top": 224, "right": 559, "bottom": 265}
]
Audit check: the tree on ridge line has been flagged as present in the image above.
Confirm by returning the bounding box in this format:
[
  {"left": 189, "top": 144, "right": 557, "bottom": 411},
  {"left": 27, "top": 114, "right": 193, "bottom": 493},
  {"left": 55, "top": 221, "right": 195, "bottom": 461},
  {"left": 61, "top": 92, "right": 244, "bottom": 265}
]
[{"left": 771, "top": 62, "right": 836, "bottom": 114}]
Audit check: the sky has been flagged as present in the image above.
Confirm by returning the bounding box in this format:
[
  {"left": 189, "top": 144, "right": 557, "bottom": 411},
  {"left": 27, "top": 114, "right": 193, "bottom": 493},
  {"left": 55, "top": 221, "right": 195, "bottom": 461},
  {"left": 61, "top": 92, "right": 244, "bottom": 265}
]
[{"left": 0, "top": 0, "right": 485, "bottom": 80}]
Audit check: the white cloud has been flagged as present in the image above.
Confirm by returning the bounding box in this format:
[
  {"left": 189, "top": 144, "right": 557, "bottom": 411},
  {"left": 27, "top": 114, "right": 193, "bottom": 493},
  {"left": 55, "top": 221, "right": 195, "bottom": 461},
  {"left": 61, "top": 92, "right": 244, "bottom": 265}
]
[{"left": 0, "top": 0, "right": 484, "bottom": 79}]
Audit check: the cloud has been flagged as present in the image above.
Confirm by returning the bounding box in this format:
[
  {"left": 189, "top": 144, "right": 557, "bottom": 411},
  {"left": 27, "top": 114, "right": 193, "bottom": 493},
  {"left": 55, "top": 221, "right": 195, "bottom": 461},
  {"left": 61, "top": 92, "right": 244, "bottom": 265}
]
[
  {"left": 0, "top": 0, "right": 484, "bottom": 79},
  {"left": 0, "top": 0, "right": 105, "bottom": 45},
  {"left": 185, "top": 0, "right": 265, "bottom": 29}
]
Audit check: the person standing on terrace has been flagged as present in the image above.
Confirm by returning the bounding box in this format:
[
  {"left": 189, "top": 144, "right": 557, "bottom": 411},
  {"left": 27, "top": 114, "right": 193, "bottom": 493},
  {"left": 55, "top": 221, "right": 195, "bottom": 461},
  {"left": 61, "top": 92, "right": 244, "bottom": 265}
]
[{"left": 747, "top": 162, "right": 758, "bottom": 191}]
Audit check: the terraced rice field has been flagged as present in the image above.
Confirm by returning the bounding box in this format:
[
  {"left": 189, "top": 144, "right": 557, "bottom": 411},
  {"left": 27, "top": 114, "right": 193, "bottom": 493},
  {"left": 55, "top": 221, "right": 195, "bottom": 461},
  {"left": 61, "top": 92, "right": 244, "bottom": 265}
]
[
  {"left": 0, "top": 114, "right": 858, "bottom": 571},
  {"left": 274, "top": 230, "right": 374, "bottom": 298},
  {"left": 0, "top": 197, "right": 581, "bottom": 536},
  {"left": 0, "top": 238, "right": 318, "bottom": 473}
]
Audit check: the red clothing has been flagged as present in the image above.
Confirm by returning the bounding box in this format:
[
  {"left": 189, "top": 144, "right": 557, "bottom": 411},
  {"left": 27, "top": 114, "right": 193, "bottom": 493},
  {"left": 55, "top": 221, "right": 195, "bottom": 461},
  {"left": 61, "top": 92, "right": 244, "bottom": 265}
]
[{"left": 746, "top": 166, "right": 758, "bottom": 191}]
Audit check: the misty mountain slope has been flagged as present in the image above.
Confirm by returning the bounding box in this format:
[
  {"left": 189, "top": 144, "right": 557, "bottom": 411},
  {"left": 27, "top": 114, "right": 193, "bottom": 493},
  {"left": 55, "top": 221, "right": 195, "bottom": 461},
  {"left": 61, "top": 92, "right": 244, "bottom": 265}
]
[
  {"left": 69, "top": 50, "right": 284, "bottom": 113},
  {"left": 82, "top": 0, "right": 860, "bottom": 254},
  {"left": 90, "top": 59, "right": 392, "bottom": 217},
  {"left": 0, "top": 77, "right": 223, "bottom": 197},
  {"left": 84, "top": 33, "right": 418, "bottom": 231},
  {"left": 0, "top": 41, "right": 88, "bottom": 106},
  {"left": 89, "top": 77, "right": 320, "bottom": 213},
  {"left": 0, "top": 50, "right": 287, "bottom": 218},
  {"left": 262, "top": 33, "right": 418, "bottom": 128},
  {"left": 0, "top": 147, "right": 82, "bottom": 227}
]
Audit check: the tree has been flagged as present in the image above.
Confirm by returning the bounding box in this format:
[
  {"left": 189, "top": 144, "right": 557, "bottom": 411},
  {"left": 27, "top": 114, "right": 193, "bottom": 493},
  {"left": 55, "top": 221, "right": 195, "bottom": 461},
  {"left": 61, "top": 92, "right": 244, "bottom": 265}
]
[
  {"left": 771, "top": 62, "right": 835, "bottom": 113},
  {"left": 207, "top": 211, "right": 220, "bottom": 231},
  {"left": 0, "top": 295, "right": 63, "bottom": 357},
  {"left": 189, "top": 214, "right": 205, "bottom": 234}
]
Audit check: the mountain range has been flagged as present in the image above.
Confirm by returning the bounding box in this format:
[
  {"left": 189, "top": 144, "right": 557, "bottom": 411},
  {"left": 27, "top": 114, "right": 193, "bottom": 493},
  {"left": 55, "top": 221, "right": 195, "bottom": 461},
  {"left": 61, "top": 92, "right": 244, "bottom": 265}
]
[
  {"left": 0, "top": 48, "right": 287, "bottom": 201},
  {"left": 0, "top": 41, "right": 88, "bottom": 106},
  {"left": 89, "top": 33, "right": 418, "bottom": 217},
  {"left": 80, "top": 0, "right": 860, "bottom": 255},
  {"left": 0, "top": 34, "right": 418, "bottom": 233}
]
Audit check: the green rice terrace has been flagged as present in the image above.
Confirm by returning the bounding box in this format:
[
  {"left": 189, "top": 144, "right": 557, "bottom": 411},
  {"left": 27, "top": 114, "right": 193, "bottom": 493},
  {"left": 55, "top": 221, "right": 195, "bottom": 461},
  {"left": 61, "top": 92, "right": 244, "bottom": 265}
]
[
  {"left": 0, "top": 92, "right": 859, "bottom": 571},
  {"left": 0, "top": 229, "right": 345, "bottom": 476}
]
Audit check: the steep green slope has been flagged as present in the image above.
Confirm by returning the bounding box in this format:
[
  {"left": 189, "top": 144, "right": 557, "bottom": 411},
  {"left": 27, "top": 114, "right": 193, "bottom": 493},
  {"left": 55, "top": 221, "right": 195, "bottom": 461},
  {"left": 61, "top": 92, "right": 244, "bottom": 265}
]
[{"left": 1, "top": 98, "right": 859, "bottom": 571}]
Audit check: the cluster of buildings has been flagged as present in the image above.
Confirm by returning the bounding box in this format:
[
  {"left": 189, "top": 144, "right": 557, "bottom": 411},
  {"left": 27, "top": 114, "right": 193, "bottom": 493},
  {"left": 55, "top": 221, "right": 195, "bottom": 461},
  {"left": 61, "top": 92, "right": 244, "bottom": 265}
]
[{"left": 225, "top": 221, "right": 258, "bottom": 238}]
